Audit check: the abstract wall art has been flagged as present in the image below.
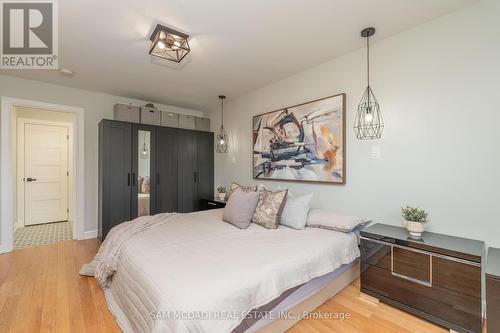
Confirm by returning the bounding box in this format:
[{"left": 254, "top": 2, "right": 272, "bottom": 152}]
[{"left": 253, "top": 93, "right": 345, "bottom": 184}]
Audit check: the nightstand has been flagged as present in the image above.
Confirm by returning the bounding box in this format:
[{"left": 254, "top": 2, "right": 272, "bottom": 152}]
[
  {"left": 487, "top": 247, "right": 500, "bottom": 333},
  {"left": 200, "top": 197, "right": 227, "bottom": 210},
  {"left": 360, "top": 223, "right": 484, "bottom": 333}
]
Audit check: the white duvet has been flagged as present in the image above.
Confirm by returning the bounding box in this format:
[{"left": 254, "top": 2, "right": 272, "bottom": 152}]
[{"left": 102, "top": 209, "right": 360, "bottom": 333}]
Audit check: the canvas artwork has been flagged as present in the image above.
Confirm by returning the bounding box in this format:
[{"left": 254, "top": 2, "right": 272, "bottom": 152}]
[{"left": 253, "top": 93, "right": 345, "bottom": 184}]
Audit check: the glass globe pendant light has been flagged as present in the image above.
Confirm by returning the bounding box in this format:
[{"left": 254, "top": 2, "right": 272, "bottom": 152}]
[
  {"left": 354, "top": 27, "right": 384, "bottom": 140},
  {"left": 216, "top": 95, "right": 229, "bottom": 153}
]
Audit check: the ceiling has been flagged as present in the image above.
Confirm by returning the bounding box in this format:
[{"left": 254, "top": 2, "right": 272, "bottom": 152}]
[{"left": 0, "top": 0, "right": 476, "bottom": 111}]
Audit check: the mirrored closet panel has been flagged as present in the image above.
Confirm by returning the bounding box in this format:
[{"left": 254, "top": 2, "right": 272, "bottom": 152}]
[{"left": 137, "top": 130, "right": 151, "bottom": 216}]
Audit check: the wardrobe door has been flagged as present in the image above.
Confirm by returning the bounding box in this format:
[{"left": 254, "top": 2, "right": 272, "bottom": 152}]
[
  {"left": 99, "top": 120, "right": 132, "bottom": 240},
  {"left": 196, "top": 131, "right": 214, "bottom": 209},
  {"left": 156, "top": 127, "right": 178, "bottom": 213},
  {"left": 177, "top": 130, "right": 197, "bottom": 213},
  {"left": 131, "top": 124, "right": 157, "bottom": 218}
]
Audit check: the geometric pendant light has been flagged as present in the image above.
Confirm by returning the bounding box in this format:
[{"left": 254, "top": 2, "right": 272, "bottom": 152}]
[
  {"left": 354, "top": 27, "right": 384, "bottom": 140},
  {"left": 216, "top": 95, "right": 229, "bottom": 153}
]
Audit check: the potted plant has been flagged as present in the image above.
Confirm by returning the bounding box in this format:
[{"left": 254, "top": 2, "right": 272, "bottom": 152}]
[
  {"left": 401, "top": 206, "right": 428, "bottom": 239},
  {"left": 217, "top": 185, "right": 227, "bottom": 200}
]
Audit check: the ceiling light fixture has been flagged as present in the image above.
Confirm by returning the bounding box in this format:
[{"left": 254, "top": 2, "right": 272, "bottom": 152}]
[
  {"left": 354, "top": 27, "right": 384, "bottom": 140},
  {"left": 149, "top": 24, "right": 190, "bottom": 63},
  {"left": 216, "top": 95, "right": 229, "bottom": 153}
]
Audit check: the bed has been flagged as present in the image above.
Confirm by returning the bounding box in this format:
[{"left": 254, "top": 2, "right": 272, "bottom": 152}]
[{"left": 100, "top": 208, "right": 360, "bottom": 333}]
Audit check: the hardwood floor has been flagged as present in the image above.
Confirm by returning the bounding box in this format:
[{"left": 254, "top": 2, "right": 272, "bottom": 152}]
[
  {"left": 0, "top": 239, "right": 473, "bottom": 333},
  {"left": 0, "top": 239, "right": 120, "bottom": 333}
]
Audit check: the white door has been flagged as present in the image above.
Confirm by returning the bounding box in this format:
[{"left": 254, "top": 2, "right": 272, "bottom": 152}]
[{"left": 24, "top": 123, "right": 68, "bottom": 226}]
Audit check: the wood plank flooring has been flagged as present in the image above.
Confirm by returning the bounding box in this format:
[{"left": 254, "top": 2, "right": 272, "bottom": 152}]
[{"left": 0, "top": 239, "right": 472, "bottom": 333}]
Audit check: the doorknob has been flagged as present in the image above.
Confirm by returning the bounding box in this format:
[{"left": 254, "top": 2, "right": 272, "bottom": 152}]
[{"left": 25, "top": 177, "right": 37, "bottom": 182}]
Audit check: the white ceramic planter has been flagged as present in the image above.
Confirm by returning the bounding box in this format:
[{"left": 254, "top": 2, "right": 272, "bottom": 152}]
[
  {"left": 218, "top": 193, "right": 226, "bottom": 200},
  {"left": 404, "top": 220, "right": 426, "bottom": 239}
]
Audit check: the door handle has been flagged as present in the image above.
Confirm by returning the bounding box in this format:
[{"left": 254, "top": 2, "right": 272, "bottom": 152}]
[{"left": 25, "top": 177, "right": 37, "bottom": 182}]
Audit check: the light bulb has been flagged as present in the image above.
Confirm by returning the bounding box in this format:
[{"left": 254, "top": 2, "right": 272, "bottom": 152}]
[
  {"left": 157, "top": 40, "right": 166, "bottom": 49},
  {"left": 364, "top": 112, "right": 373, "bottom": 123},
  {"left": 174, "top": 41, "right": 181, "bottom": 47},
  {"left": 219, "top": 139, "right": 225, "bottom": 145}
]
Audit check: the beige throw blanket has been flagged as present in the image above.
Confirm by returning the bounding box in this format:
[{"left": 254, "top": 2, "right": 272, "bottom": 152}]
[{"left": 80, "top": 213, "right": 176, "bottom": 287}]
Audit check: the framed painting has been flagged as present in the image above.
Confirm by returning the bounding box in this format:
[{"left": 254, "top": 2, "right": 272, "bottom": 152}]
[{"left": 252, "top": 93, "right": 345, "bottom": 184}]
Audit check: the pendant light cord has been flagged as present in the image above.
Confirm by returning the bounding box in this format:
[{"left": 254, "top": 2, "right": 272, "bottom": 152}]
[
  {"left": 220, "top": 98, "right": 224, "bottom": 128},
  {"left": 367, "top": 35, "right": 370, "bottom": 87}
]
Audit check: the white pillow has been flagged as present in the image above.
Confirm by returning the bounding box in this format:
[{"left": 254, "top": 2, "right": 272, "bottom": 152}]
[
  {"left": 280, "top": 193, "right": 313, "bottom": 230},
  {"left": 306, "top": 209, "right": 371, "bottom": 232}
]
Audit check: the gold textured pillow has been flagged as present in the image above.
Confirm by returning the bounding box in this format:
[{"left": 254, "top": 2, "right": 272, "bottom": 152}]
[
  {"left": 228, "top": 182, "right": 258, "bottom": 197},
  {"left": 252, "top": 189, "right": 288, "bottom": 229}
]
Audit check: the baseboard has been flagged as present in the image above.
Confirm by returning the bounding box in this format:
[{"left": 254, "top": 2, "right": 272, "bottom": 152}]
[
  {"left": 80, "top": 229, "right": 98, "bottom": 240},
  {"left": 0, "top": 242, "right": 12, "bottom": 254}
]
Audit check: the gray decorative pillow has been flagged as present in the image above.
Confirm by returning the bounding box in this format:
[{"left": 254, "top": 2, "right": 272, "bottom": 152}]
[
  {"left": 223, "top": 189, "right": 260, "bottom": 229},
  {"left": 228, "top": 182, "right": 258, "bottom": 197},
  {"left": 252, "top": 189, "right": 288, "bottom": 229}
]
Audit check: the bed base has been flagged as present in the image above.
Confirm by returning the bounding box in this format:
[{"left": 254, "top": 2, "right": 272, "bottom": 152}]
[{"left": 252, "top": 259, "right": 360, "bottom": 333}]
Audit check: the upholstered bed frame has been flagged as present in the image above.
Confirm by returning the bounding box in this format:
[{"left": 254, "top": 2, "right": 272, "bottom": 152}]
[{"left": 250, "top": 259, "right": 360, "bottom": 333}]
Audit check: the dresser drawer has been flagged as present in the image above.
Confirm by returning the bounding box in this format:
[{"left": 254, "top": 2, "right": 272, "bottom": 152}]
[
  {"left": 487, "top": 276, "right": 500, "bottom": 295},
  {"left": 360, "top": 238, "right": 391, "bottom": 270},
  {"left": 433, "top": 257, "right": 481, "bottom": 298},
  {"left": 393, "top": 247, "right": 431, "bottom": 284},
  {"left": 361, "top": 239, "right": 432, "bottom": 283},
  {"left": 361, "top": 264, "right": 482, "bottom": 333},
  {"left": 487, "top": 277, "right": 500, "bottom": 333}
]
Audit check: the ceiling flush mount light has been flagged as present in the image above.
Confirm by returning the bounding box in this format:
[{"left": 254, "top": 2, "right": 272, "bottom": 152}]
[
  {"left": 354, "top": 27, "right": 384, "bottom": 140},
  {"left": 216, "top": 95, "right": 229, "bottom": 153},
  {"left": 149, "top": 24, "right": 190, "bottom": 63}
]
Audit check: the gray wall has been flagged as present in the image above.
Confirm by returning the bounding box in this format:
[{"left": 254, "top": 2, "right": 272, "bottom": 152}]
[
  {"left": 209, "top": 0, "right": 500, "bottom": 247},
  {"left": 0, "top": 74, "right": 203, "bottom": 233}
]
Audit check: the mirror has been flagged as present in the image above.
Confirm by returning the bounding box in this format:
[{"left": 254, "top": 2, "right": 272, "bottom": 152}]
[{"left": 137, "top": 130, "right": 151, "bottom": 216}]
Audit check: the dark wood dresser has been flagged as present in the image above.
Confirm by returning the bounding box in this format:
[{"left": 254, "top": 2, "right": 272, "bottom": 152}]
[
  {"left": 360, "top": 223, "right": 484, "bottom": 333},
  {"left": 487, "top": 247, "right": 500, "bottom": 333}
]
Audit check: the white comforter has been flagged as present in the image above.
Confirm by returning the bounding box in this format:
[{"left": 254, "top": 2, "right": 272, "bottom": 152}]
[{"left": 103, "top": 209, "right": 360, "bottom": 333}]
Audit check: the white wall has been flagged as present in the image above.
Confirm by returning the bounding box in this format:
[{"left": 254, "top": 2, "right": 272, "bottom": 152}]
[
  {"left": 209, "top": 0, "right": 500, "bottom": 247},
  {"left": 0, "top": 74, "right": 204, "bottom": 233}
]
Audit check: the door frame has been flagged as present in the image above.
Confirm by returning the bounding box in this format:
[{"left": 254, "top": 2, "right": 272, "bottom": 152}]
[
  {"left": 17, "top": 118, "right": 74, "bottom": 229},
  {"left": 0, "top": 97, "right": 85, "bottom": 253}
]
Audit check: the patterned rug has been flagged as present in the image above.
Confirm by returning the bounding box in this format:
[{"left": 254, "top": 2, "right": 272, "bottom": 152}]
[{"left": 14, "top": 221, "right": 73, "bottom": 249}]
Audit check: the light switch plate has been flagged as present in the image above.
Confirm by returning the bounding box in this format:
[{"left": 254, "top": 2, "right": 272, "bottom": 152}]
[{"left": 371, "top": 146, "right": 381, "bottom": 159}]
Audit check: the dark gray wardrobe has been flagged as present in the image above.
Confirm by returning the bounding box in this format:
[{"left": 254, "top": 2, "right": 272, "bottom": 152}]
[{"left": 98, "top": 119, "right": 213, "bottom": 240}]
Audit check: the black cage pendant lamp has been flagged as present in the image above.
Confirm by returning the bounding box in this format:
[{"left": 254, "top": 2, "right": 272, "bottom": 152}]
[
  {"left": 354, "top": 27, "right": 384, "bottom": 140},
  {"left": 216, "top": 95, "right": 229, "bottom": 153}
]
